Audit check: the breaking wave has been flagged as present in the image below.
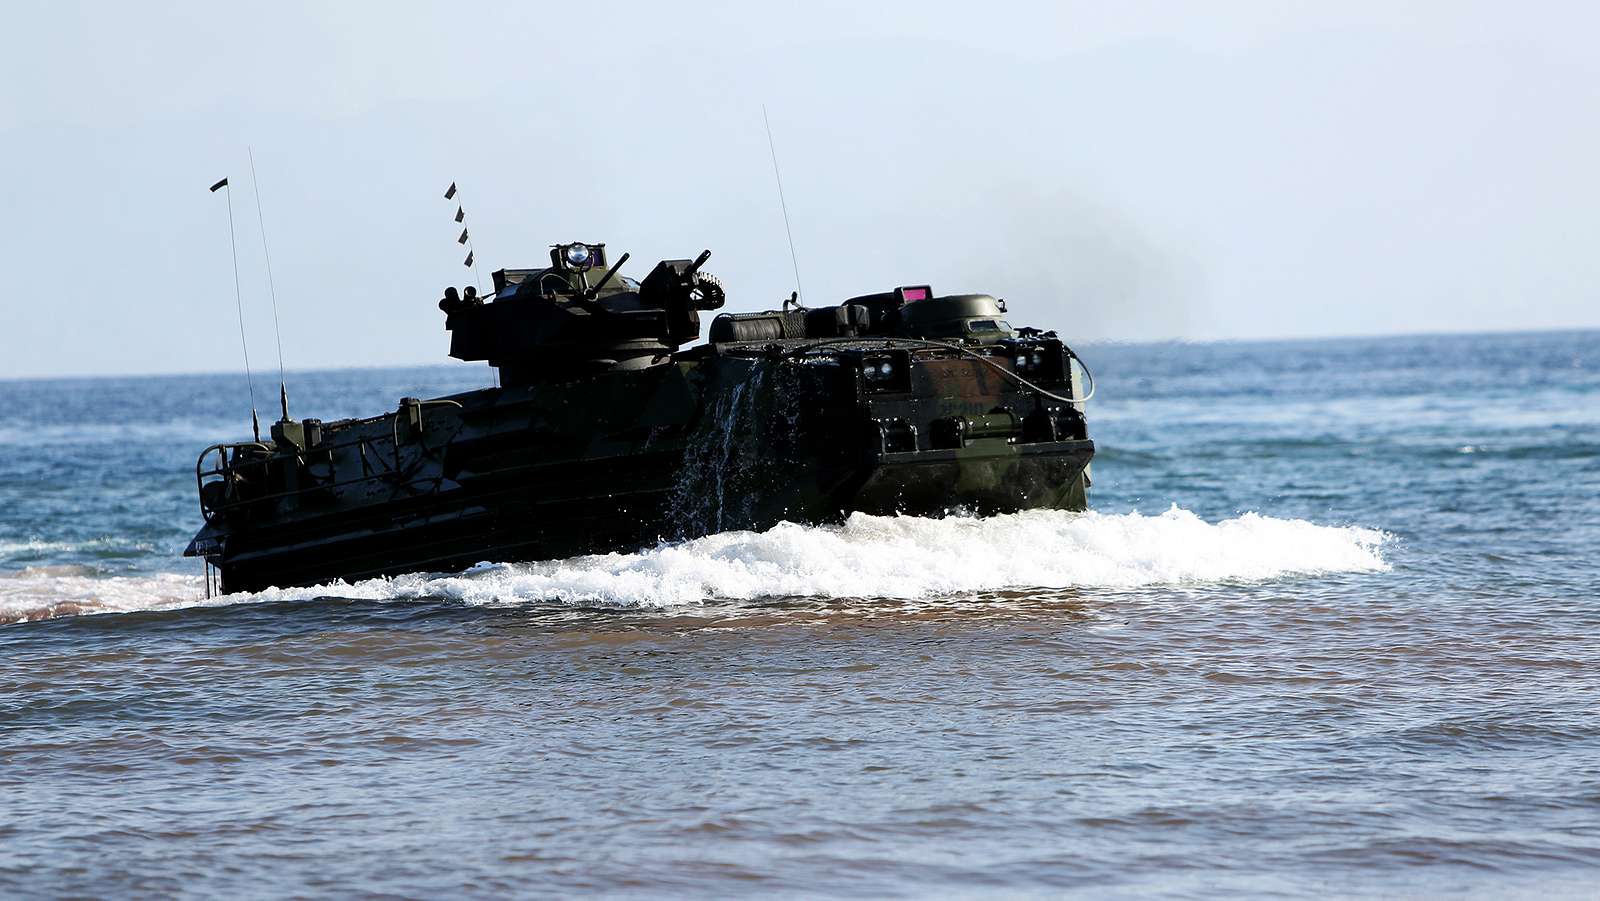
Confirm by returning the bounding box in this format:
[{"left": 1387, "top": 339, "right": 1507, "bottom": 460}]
[{"left": 0, "top": 507, "right": 1389, "bottom": 625}]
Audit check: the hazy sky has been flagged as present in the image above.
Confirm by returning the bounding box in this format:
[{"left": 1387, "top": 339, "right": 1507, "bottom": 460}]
[{"left": 2, "top": 1, "right": 1596, "bottom": 378}]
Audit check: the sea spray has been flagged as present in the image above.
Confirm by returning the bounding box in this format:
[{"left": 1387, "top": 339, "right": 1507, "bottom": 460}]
[{"left": 1, "top": 507, "right": 1389, "bottom": 624}]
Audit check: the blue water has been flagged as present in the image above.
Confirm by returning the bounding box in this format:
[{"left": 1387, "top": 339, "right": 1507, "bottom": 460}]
[{"left": 2, "top": 330, "right": 1598, "bottom": 897}]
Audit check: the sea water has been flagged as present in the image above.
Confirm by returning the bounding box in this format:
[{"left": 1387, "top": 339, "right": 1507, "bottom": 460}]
[{"left": 1, "top": 331, "right": 1596, "bottom": 896}]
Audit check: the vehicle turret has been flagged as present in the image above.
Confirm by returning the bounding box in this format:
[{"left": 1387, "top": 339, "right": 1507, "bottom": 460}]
[{"left": 439, "top": 241, "right": 726, "bottom": 387}]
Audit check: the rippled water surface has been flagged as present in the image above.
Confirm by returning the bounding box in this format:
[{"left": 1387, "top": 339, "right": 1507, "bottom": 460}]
[{"left": 3, "top": 331, "right": 1598, "bottom": 897}]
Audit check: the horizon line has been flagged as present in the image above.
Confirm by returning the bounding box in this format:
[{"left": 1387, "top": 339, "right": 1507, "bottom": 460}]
[{"left": 2, "top": 323, "right": 1595, "bottom": 384}]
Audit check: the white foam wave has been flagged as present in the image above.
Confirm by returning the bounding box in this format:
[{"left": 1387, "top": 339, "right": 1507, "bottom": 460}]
[
  {"left": 0, "top": 537, "right": 155, "bottom": 559},
  {"left": 0, "top": 419, "right": 249, "bottom": 448},
  {"left": 1, "top": 508, "right": 1389, "bottom": 624},
  {"left": 0, "top": 568, "right": 207, "bottom": 624}
]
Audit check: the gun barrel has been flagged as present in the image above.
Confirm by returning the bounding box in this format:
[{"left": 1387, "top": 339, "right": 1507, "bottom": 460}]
[{"left": 589, "top": 251, "right": 631, "bottom": 296}]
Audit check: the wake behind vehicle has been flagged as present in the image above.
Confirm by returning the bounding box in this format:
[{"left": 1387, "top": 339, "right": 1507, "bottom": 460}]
[{"left": 185, "top": 241, "right": 1095, "bottom": 593}]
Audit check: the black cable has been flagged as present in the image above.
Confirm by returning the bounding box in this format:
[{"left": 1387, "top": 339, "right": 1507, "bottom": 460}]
[{"left": 780, "top": 336, "right": 1096, "bottom": 404}]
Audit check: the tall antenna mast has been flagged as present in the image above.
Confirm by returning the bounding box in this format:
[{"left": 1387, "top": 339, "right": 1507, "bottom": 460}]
[
  {"left": 763, "top": 105, "right": 805, "bottom": 307},
  {"left": 445, "top": 181, "right": 483, "bottom": 295},
  {"left": 210, "top": 176, "right": 260, "bottom": 443},
  {"left": 247, "top": 148, "right": 290, "bottom": 422}
]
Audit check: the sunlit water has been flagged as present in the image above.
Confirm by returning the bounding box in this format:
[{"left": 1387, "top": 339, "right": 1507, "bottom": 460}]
[{"left": 2, "top": 331, "right": 1597, "bottom": 897}]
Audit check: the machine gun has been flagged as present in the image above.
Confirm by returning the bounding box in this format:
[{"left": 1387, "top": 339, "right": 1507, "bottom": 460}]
[{"left": 637, "top": 249, "right": 725, "bottom": 345}]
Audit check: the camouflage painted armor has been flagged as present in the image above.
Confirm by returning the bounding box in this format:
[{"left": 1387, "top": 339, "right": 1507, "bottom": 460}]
[{"left": 186, "top": 243, "right": 1094, "bottom": 593}]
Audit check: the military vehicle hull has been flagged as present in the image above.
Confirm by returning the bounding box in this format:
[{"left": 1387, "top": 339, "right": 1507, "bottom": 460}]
[
  {"left": 187, "top": 243, "right": 1095, "bottom": 594},
  {"left": 189, "top": 349, "right": 1092, "bottom": 594}
]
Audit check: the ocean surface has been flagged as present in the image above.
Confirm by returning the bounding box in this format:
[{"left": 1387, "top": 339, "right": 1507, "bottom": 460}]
[{"left": 2, "top": 330, "right": 1597, "bottom": 897}]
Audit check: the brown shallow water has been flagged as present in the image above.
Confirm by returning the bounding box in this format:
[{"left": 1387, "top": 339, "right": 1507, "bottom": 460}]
[{"left": 5, "top": 573, "right": 1600, "bottom": 898}]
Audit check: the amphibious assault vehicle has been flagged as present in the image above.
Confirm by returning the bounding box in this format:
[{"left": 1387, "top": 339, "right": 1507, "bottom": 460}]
[{"left": 185, "top": 242, "right": 1095, "bottom": 593}]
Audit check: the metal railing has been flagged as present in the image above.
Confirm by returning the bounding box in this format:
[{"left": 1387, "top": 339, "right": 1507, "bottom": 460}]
[{"left": 194, "top": 401, "right": 462, "bottom": 522}]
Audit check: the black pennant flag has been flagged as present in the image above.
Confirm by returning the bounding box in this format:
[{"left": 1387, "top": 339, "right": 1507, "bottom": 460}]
[
  {"left": 444, "top": 182, "right": 457, "bottom": 200},
  {"left": 454, "top": 206, "right": 464, "bottom": 223},
  {"left": 209, "top": 177, "right": 229, "bottom": 192},
  {"left": 457, "top": 228, "right": 470, "bottom": 245},
  {"left": 463, "top": 251, "right": 474, "bottom": 267}
]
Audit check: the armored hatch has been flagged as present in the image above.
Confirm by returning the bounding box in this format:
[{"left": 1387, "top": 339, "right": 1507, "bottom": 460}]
[
  {"left": 707, "top": 286, "right": 1014, "bottom": 345},
  {"left": 895, "top": 293, "right": 1014, "bottom": 340}
]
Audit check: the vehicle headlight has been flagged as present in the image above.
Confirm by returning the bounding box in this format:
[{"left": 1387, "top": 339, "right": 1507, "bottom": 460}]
[{"left": 563, "top": 243, "right": 592, "bottom": 268}]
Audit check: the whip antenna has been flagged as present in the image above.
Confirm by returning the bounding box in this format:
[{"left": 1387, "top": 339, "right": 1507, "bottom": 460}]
[
  {"left": 247, "top": 148, "right": 290, "bottom": 422},
  {"left": 762, "top": 105, "right": 805, "bottom": 307},
  {"left": 210, "top": 177, "right": 260, "bottom": 442}
]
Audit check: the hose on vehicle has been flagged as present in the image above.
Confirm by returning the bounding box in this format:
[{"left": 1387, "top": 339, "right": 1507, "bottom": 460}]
[{"left": 780, "top": 336, "right": 1096, "bottom": 404}]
